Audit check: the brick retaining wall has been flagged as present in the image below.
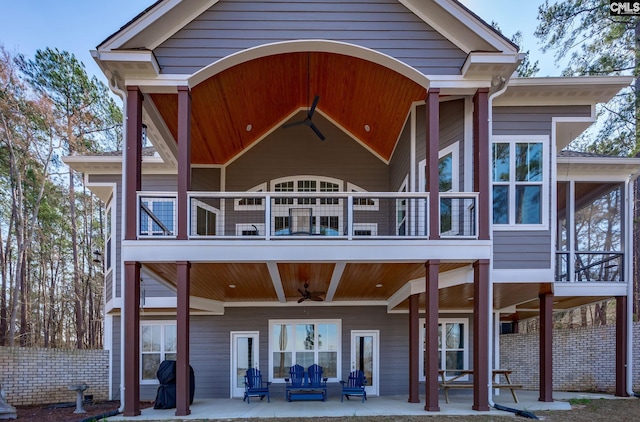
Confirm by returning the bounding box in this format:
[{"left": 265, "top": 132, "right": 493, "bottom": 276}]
[
  {"left": 0, "top": 347, "right": 109, "bottom": 406},
  {"left": 500, "top": 322, "right": 640, "bottom": 393}
]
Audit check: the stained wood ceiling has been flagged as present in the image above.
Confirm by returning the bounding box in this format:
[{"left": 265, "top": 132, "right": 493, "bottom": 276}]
[{"left": 150, "top": 52, "right": 426, "bottom": 164}]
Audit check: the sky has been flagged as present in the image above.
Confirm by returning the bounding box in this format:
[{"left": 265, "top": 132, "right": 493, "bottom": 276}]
[{"left": 0, "top": 0, "right": 564, "bottom": 95}]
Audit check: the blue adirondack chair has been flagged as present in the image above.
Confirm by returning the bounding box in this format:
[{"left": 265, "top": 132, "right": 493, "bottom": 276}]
[
  {"left": 243, "top": 368, "right": 271, "bottom": 403},
  {"left": 340, "top": 370, "right": 367, "bottom": 402},
  {"left": 284, "top": 364, "right": 306, "bottom": 400},
  {"left": 307, "top": 364, "right": 328, "bottom": 400}
]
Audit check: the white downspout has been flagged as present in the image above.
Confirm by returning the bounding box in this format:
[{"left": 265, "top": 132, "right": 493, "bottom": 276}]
[
  {"left": 107, "top": 72, "right": 128, "bottom": 414},
  {"left": 487, "top": 78, "right": 509, "bottom": 407},
  {"left": 626, "top": 176, "right": 636, "bottom": 396}
]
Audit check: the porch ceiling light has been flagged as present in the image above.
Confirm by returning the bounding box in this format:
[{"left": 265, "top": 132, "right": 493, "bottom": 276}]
[
  {"left": 364, "top": 124, "right": 371, "bottom": 132},
  {"left": 229, "top": 284, "right": 236, "bottom": 289},
  {"left": 246, "top": 124, "right": 252, "bottom": 132},
  {"left": 375, "top": 283, "right": 383, "bottom": 288}
]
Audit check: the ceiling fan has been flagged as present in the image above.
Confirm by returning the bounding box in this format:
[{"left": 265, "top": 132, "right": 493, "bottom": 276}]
[
  {"left": 282, "top": 52, "right": 325, "bottom": 141},
  {"left": 297, "top": 283, "right": 325, "bottom": 303}
]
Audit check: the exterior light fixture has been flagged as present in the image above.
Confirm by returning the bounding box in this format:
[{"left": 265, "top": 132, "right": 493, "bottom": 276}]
[
  {"left": 92, "top": 250, "right": 102, "bottom": 264},
  {"left": 375, "top": 283, "right": 383, "bottom": 288},
  {"left": 229, "top": 284, "right": 236, "bottom": 289},
  {"left": 141, "top": 124, "right": 148, "bottom": 146},
  {"left": 246, "top": 124, "right": 252, "bottom": 132},
  {"left": 364, "top": 124, "right": 371, "bottom": 132}
]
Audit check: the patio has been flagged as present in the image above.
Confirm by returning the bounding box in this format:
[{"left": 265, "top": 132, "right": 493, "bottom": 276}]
[{"left": 107, "top": 390, "right": 617, "bottom": 420}]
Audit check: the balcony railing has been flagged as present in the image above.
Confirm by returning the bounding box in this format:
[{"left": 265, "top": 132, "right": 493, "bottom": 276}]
[
  {"left": 555, "top": 251, "right": 624, "bottom": 282},
  {"left": 137, "top": 191, "right": 479, "bottom": 240}
]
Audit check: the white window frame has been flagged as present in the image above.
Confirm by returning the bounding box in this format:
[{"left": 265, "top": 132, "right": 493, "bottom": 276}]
[
  {"left": 270, "top": 176, "right": 344, "bottom": 235},
  {"left": 353, "top": 223, "right": 378, "bottom": 236},
  {"left": 138, "top": 197, "right": 176, "bottom": 237},
  {"left": 347, "top": 182, "right": 379, "bottom": 211},
  {"left": 234, "top": 182, "right": 267, "bottom": 211},
  {"left": 268, "top": 319, "right": 342, "bottom": 383},
  {"left": 190, "top": 198, "right": 221, "bottom": 237},
  {"left": 491, "top": 135, "right": 549, "bottom": 230},
  {"left": 419, "top": 318, "right": 469, "bottom": 382},
  {"left": 140, "top": 320, "right": 177, "bottom": 384},
  {"left": 396, "top": 176, "right": 408, "bottom": 236}
]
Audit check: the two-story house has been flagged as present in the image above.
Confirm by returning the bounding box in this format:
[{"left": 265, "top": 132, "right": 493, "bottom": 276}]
[{"left": 63, "top": 0, "right": 638, "bottom": 417}]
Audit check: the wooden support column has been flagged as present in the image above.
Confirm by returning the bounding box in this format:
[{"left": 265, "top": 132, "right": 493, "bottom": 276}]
[
  {"left": 424, "top": 260, "right": 440, "bottom": 411},
  {"left": 175, "top": 261, "right": 191, "bottom": 416},
  {"left": 473, "top": 89, "right": 490, "bottom": 240},
  {"left": 123, "top": 261, "right": 141, "bottom": 416},
  {"left": 408, "top": 294, "right": 420, "bottom": 403},
  {"left": 426, "top": 89, "right": 440, "bottom": 240},
  {"left": 615, "top": 295, "right": 629, "bottom": 397},
  {"left": 473, "top": 260, "right": 489, "bottom": 411},
  {"left": 125, "top": 87, "right": 143, "bottom": 241},
  {"left": 539, "top": 293, "right": 553, "bottom": 402},
  {"left": 177, "top": 86, "right": 192, "bottom": 240}
]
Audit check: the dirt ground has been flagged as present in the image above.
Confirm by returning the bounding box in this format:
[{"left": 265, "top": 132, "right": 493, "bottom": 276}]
[{"left": 14, "top": 397, "right": 640, "bottom": 421}]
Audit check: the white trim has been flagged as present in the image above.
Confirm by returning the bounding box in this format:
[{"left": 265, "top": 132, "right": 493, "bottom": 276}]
[
  {"left": 122, "top": 239, "right": 493, "bottom": 263},
  {"left": 269, "top": 319, "right": 342, "bottom": 382},
  {"left": 189, "top": 198, "right": 221, "bottom": 237},
  {"left": 347, "top": 183, "right": 379, "bottom": 211},
  {"left": 350, "top": 329, "right": 380, "bottom": 396},
  {"left": 140, "top": 320, "right": 177, "bottom": 385},
  {"left": 234, "top": 183, "right": 267, "bottom": 211},
  {"left": 267, "top": 262, "right": 287, "bottom": 303},
  {"left": 554, "top": 283, "right": 628, "bottom": 297},
  {"left": 230, "top": 331, "right": 259, "bottom": 398},
  {"left": 419, "top": 318, "right": 469, "bottom": 382},
  {"left": 491, "top": 269, "right": 554, "bottom": 283},
  {"left": 396, "top": 176, "right": 409, "bottom": 236},
  {"left": 324, "top": 262, "right": 346, "bottom": 303}
]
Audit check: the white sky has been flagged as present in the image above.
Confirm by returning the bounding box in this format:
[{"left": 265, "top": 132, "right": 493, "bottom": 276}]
[{"left": 0, "top": 0, "right": 564, "bottom": 89}]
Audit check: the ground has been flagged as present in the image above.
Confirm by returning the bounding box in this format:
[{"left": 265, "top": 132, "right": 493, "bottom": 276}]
[{"left": 14, "top": 397, "right": 640, "bottom": 421}]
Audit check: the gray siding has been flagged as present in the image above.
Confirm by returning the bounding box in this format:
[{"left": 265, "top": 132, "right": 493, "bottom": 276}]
[
  {"left": 192, "top": 168, "right": 221, "bottom": 191},
  {"left": 415, "top": 99, "right": 465, "bottom": 192},
  {"left": 108, "top": 307, "right": 473, "bottom": 400},
  {"left": 492, "top": 105, "right": 592, "bottom": 136},
  {"left": 141, "top": 271, "right": 177, "bottom": 298},
  {"left": 105, "top": 271, "right": 113, "bottom": 302},
  {"left": 154, "top": 0, "right": 467, "bottom": 75},
  {"left": 389, "top": 116, "right": 411, "bottom": 192},
  {"left": 141, "top": 174, "right": 178, "bottom": 191},
  {"left": 493, "top": 231, "right": 552, "bottom": 269},
  {"left": 226, "top": 112, "right": 388, "bottom": 192},
  {"left": 112, "top": 316, "right": 121, "bottom": 399}
]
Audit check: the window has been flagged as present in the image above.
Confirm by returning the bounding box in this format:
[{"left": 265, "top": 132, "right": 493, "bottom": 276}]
[
  {"left": 235, "top": 183, "right": 267, "bottom": 211},
  {"left": 141, "top": 322, "right": 176, "bottom": 383},
  {"left": 347, "top": 183, "right": 378, "bottom": 211},
  {"left": 270, "top": 320, "right": 340, "bottom": 381},
  {"left": 192, "top": 200, "right": 219, "bottom": 236},
  {"left": 139, "top": 197, "right": 176, "bottom": 236},
  {"left": 271, "top": 176, "right": 344, "bottom": 236},
  {"left": 492, "top": 136, "right": 547, "bottom": 227},
  {"left": 419, "top": 318, "right": 468, "bottom": 381},
  {"left": 105, "top": 204, "right": 112, "bottom": 272},
  {"left": 396, "top": 177, "right": 408, "bottom": 235}
]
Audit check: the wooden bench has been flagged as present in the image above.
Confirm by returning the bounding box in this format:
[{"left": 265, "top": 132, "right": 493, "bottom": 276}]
[{"left": 438, "top": 370, "right": 522, "bottom": 403}]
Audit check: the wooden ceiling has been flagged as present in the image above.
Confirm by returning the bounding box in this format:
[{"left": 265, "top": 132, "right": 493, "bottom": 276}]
[
  {"left": 150, "top": 52, "right": 426, "bottom": 164},
  {"left": 143, "top": 262, "right": 615, "bottom": 320}
]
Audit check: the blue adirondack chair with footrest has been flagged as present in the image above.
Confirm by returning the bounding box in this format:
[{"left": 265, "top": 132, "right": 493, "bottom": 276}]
[
  {"left": 307, "top": 364, "right": 328, "bottom": 401},
  {"left": 284, "top": 364, "right": 306, "bottom": 401},
  {"left": 340, "top": 370, "right": 367, "bottom": 402},
  {"left": 243, "top": 368, "right": 271, "bottom": 403}
]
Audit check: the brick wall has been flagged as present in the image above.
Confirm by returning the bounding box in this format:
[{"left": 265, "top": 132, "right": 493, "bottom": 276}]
[
  {"left": 0, "top": 347, "right": 109, "bottom": 406},
  {"left": 500, "top": 322, "right": 640, "bottom": 392}
]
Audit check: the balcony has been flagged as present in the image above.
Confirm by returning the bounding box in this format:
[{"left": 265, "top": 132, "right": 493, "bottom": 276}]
[{"left": 137, "top": 191, "right": 479, "bottom": 240}]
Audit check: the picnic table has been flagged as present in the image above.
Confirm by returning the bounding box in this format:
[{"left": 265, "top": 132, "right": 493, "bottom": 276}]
[{"left": 438, "top": 369, "right": 522, "bottom": 403}]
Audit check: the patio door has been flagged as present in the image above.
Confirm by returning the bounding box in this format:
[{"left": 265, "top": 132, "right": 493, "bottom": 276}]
[
  {"left": 351, "top": 330, "right": 379, "bottom": 396},
  {"left": 231, "top": 331, "right": 259, "bottom": 398}
]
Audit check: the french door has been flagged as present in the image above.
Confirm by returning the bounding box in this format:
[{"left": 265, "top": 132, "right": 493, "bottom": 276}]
[
  {"left": 231, "top": 331, "right": 259, "bottom": 398},
  {"left": 350, "top": 330, "right": 379, "bottom": 396}
]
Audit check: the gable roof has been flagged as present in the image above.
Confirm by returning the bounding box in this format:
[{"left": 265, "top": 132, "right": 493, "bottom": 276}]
[{"left": 97, "top": 0, "right": 517, "bottom": 56}]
